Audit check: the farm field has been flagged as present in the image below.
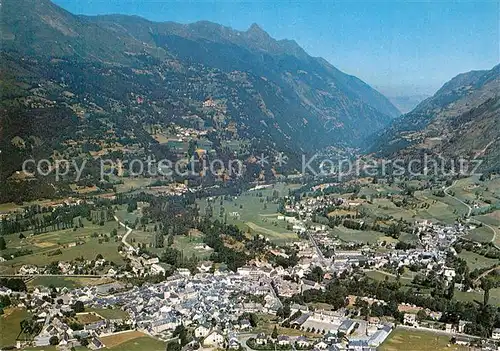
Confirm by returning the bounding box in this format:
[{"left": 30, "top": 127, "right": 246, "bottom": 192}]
[
  {"left": 454, "top": 287, "right": 500, "bottom": 306},
  {"left": 22, "top": 334, "right": 165, "bottom": 351},
  {"left": 474, "top": 211, "right": 500, "bottom": 228},
  {"left": 331, "top": 226, "right": 385, "bottom": 244},
  {"left": 463, "top": 225, "right": 495, "bottom": 243},
  {"left": 104, "top": 335, "right": 165, "bottom": 350},
  {"left": 100, "top": 331, "right": 149, "bottom": 348},
  {"left": 0, "top": 308, "right": 30, "bottom": 348},
  {"left": 379, "top": 327, "right": 468, "bottom": 351},
  {"left": 114, "top": 177, "right": 154, "bottom": 194},
  {"left": 365, "top": 270, "right": 414, "bottom": 285},
  {"left": 0, "top": 219, "right": 125, "bottom": 274},
  {"left": 75, "top": 312, "right": 103, "bottom": 324},
  {"left": 451, "top": 176, "right": 500, "bottom": 207},
  {"left": 415, "top": 191, "right": 464, "bottom": 223},
  {"left": 87, "top": 308, "right": 129, "bottom": 320},
  {"left": 197, "top": 183, "right": 301, "bottom": 244},
  {"left": 27, "top": 276, "right": 116, "bottom": 289},
  {"left": 361, "top": 198, "right": 417, "bottom": 223},
  {"left": 458, "top": 250, "right": 498, "bottom": 270},
  {"left": 361, "top": 194, "right": 460, "bottom": 225}
]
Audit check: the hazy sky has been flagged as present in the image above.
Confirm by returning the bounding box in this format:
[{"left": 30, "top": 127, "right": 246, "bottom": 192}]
[{"left": 53, "top": 0, "right": 499, "bottom": 96}]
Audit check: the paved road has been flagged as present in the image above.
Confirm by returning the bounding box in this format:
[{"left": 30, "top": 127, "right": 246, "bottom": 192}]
[
  {"left": 307, "top": 232, "right": 330, "bottom": 270},
  {"left": 444, "top": 180, "right": 472, "bottom": 218},
  {"left": 480, "top": 222, "right": 499, "bottom": 246},
  {"left": 474, "top": 264, "right": 500, "bottom": 284},
  {"left": 237, "top": 334, "right": 258, "bottom": 351},
  {"left": 114, "top": 215, "right": 135, "bottom": 252},
  {"left": 444, "top": 180, "right": 499, "bottom": 245},
  {"left": 0, "top": 274, "right": 107, "bottom": 278}
]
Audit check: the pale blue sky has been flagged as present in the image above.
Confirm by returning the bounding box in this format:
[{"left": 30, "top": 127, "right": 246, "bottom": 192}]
[{"left": 53, "top": 0, "right": 500, "bottom": 96}]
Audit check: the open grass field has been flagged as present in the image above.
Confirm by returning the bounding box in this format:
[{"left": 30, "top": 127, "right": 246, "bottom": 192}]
[
  {"left": 415, "top": 191, "right": 464, "bottom": 224},
  {"left": 379, "top": 328, "right": 468, "bottom": 351},
  {"left": 361, "top": 194, "right": 458, "bottom": 225},
  {"left": 115, "top": 204, "right": 144, "bottom": 225},
  {"left": 76, "top": 312, "right": 103, "bottom": 324},
  {"left": 28, "top": 276, "right": 79, "bottom": 289},
  {"left": 475, "top": 211, "right": 500, "bottom": 227},
  {"left": 365, "top": 270, "right": 414, "bottom": 285},
  {"left": 23, "top": 334, "right": 165, "bottom": 351},
  {"left": 464, "top": 225, "right": 495, "bottom": 243},
  {"left": 450, "top": 176, "right": 500, "bottom": 208},
  {"left": 398, "top": 231, "right": 420, "bottom": 244},
  {"left": 0, "top": 199, "right": 68, "bottom": 215},
  {"left": 115, "top": 177, "right": 154, "bottom": 194},
  {"left": 127, "top": 228, "right": 155, "bottom": 251},
  {"left": 0, "top": 308, "right": 30, "bottom": 348},
  {"left": 331, "top": 226, "right": 385, "bottom": 244},
  {"left": 358, "top": 176, "right": 498, "bottom": 227},
  {"left": 0, "top": 202, "right": 21, "bottom": 213},
  {"left": 458, "top": 250, "right": 498, "bottom": 270},
  {"left": 197, "top": 183, "right": 301, "bottom": 244},
  {"left": 100, "top": 331, "right": 147, "bottom": 348},
  {"left": 105, "top": 336, "right": 165, "bottom": 351},
  {"left": 361, "top": 198, "right": 417, "bottom": 223},
  {"left": 453, "top": 287, "right": 500, "bottom": 306},
  {"left": 0, "top": 219, "right": 125, "bottom": 274},
  {"left": 357, "top": 183, "right": 404, "bottom": 198},
  {"left": 474, "top": 211, "right": 500, "bottom": 246},
  {"left": 27, "top": 276, "right": 115, "bottom": 289},
  {"left": 87, "top": 308, "right": 129, "bottom": 320},
  {"left": 244, "top": 221, "right": 298, "bottom": 243}
]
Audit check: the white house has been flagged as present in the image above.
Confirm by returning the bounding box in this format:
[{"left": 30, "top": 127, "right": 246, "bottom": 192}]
[
  {"left": 204, "top": 330, "right": 225, "bottom": 348},
  {"left": 255, "top": 333, "right": 268, "bottom": 345},
  {"left": 492, "top": 328, "right": 500, "bottom": 340},
  {"left": 150, "top": 263, "right": 166, "bottom": 275},
  {"left": 195, "top": 324, "right": 211, "bottom": 338},
  {"left": 277, "top": 336, "right": 290, "bottom": 346},
  {"left": 403, "top": 313, "right": 418, "bottom": 327}
]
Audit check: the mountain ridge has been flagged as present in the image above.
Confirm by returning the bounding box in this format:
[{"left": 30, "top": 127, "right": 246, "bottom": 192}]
[
  {"left": 2, "top": 0, "right": 400, "bottom": 125},
  {"left": 0, "top": 0, "right": 405, "bottom": 188},
  {"left": 368, "top": 64, "right": 500, "bottom": 171}
]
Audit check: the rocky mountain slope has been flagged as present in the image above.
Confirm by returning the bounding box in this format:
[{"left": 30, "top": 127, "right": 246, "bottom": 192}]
[
  {"left": 1, "top": 0, "right": 399, "bottom": 156},
  {"left": 368, "top": 64, "right": 500, "bottom": 171}
]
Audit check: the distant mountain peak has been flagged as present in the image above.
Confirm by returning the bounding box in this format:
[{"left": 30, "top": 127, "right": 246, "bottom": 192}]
[
  {"left": 247, "top": 23, "right": 267, "bottom": 36},
  {"left": 245, "top": 23, "right": 275, "bottom": 47}
]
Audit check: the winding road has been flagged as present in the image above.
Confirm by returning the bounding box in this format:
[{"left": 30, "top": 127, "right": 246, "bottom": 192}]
[
  {"left": 444, "top": 180, "right": 498, "bottom": 245},
  {"left": 114, "top": 215, "right": 135, "bottom": 253},
  {"left": 444, "top": 180, "right": 472, "bottom": 218}
]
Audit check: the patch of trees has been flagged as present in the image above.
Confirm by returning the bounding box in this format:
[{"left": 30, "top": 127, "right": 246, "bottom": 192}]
[
  {"left": 0, "top": 278, "right": 27, "bottom": 292},
  {"left": 197, "top": 219, "right": 248, "bottom": 271},
  {"left": 394, "top": 242, "right": 416, "bottom": 250}
]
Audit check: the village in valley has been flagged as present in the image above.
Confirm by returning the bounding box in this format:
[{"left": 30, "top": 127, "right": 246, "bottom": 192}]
[
  {"left": 0, "top": 2, "right": 499, "bottom": 350},
  {"left": 1, "top": 172, "right": 500, "bottom": 351}
]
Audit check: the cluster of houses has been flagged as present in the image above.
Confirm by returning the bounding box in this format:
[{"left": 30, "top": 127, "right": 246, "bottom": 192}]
[
  {"left": 4, "top": 260, "right": 396, "bottom": 351},
  {"left": 92, "top": 270, "right": 282, "bottom": 339}
]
